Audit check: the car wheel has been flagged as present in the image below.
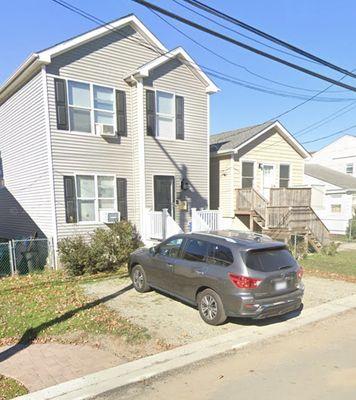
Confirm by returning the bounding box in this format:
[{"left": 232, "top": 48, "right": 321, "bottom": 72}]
[
  {"left": 131, "top": 264, "right": 151, "bottom": 293},
  {"left": 197, "top": 289, "right": 227, "bottom": 326}
]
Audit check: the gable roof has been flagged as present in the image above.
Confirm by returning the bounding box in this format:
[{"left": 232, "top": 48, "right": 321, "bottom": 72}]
[
  {"left": 1, "top": 15, "right": 215, "bottom": 102},
  {"left": 305, "top": 163, "right": 356, "bottom": 190},
  {"left": 125, "top": 47, "right": 219, "bottom": 93},
  {"left": 210, "top": 120, "right": 310, "bottom": 158}
]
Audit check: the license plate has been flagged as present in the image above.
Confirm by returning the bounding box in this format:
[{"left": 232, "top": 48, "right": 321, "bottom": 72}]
[{"left": 275, "top": 281, "right": 287, "bottom": 291}]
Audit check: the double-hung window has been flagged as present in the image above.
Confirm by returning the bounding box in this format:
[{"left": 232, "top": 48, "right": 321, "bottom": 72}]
[
  {"left": 156, "top": 91, "right": 175, "bottom": 140},
  {"left": 67, "top": 80, "right": 115, "bottom": 134},
  {"left": 76, "top": 175, "right": 116, "bottom": 222},
  {"left": 279, "top": 164, "right": 290, "bottom": 188},
  {"left": 68, "top": 81, "right": 91, "bottom": 133},
  {"left": 241, "top": 161, "right": 254, "bottom": 188}
]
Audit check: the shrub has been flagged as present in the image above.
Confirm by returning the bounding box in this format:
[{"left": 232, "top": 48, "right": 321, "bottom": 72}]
[
  {"left": 88, "top": 221, "right": 143, "bottom": 274},
  {"left": 346, "top": 215, "right": 356, "bottom": 240},
  {"left": 320, "top": 241, "right": 339, "bottom": 256},
  {"left": 58, "top": 221, "right": 143, "bottom": 275},
  {"left": 58, "top": 236, "right": 91, "bottom": 276}
]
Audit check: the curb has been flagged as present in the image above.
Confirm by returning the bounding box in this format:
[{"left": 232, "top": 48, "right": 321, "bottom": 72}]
[{"left": 17, "top": 294, "right": 356, "bottom": 400}]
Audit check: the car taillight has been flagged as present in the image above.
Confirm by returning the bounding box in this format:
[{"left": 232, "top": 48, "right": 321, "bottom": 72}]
[
  {"left": 297, "top": 266, "right": 304, "bottom": 280},
  {"left": 228, "top": 273, "right": 262, "bottom": 289}
]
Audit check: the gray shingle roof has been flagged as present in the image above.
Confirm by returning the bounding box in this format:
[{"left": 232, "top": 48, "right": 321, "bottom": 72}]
[
  {"left": 210, "top": 121, "right": 275, "bottom": 153},
  {"left": 305, "top": 163, "right": 356, "bottom": 190}
]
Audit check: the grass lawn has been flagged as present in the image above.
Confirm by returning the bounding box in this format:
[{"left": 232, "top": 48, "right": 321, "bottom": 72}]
[
  {"left": 302, "top": 250, "right": 356, "bottom": 281},
  {"left": 0, "top": 375, "right": 28, "bottom": 400},
  {"left": 0, "top": 270, "right": 149, "bottom": 346}
]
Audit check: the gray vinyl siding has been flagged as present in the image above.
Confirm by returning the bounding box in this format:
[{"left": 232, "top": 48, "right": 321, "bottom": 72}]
[
  {"left": 0, "top": 72, "right": 53, "bottom": 239},
  {"left": 143, "top": 59, "right": 209, "bottom": 229},
  {"left": 46, "top": 25, "right": 158, "bottom": 239}
]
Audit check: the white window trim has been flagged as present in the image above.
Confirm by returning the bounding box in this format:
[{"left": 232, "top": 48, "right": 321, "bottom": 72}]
[
  {"left": 240, "top": 159, "right": 255, "bottom": 189},
  {"left": 49, "top": 75, "right": 118, "bottom": 136},
  {"left": 72, "top": 173, "right": 118, "bottom": 224},
  {"left": 155, "top": 90, "right": 176, "bottom": 141},
  {"left": 279, "top": 163, "right": 291, "bottom": 188}
]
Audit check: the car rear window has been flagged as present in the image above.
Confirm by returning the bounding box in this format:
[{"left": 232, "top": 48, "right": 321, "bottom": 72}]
[{"left": 244, "top": 248, "right": 298, "bottom": 272}]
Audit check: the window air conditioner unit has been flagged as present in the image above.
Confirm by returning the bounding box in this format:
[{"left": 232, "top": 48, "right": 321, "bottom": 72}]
[
  {"left": 95, "top": 123, "right": 115, "bottom": 137},
  {"left": 99, "top": 210, "right": 120, "bottom": 224}
]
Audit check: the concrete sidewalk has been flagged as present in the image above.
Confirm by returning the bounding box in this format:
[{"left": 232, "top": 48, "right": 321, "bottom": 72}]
[{"left": 16, "top": 293, "right": 356, "bottom": 400}]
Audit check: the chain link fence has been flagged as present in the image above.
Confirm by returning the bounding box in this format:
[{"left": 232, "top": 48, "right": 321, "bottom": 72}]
[{"left": 0, "top": 238, "right": 55, "bottom": 277}]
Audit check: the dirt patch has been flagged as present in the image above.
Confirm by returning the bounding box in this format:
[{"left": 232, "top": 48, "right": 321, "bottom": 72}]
[{"left": 83, "top": 276, "right": 356, "bottom": 347}]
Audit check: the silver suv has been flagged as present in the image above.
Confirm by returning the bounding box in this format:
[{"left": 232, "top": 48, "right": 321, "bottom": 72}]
[{"left": 129, "top": 230, "right": 304, "bottom": 325}]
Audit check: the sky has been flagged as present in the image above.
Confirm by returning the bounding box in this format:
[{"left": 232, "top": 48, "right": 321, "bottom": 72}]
[{"left": 1, "top": 0, "right": 356, "bottom": 151}]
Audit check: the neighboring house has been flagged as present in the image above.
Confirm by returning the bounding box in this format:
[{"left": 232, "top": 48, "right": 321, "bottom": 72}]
[
  {"left": 210, "top": 121, "right": 330, "bottom": 247},
  {"left": 304, "top": 163, "right": 356, "bottom": 235},
  {"left": 309, "top": 135, "right": 356, "bottom": 177},
  {"left": 0, "top": 15, "right": 218, "bottom": 250}
]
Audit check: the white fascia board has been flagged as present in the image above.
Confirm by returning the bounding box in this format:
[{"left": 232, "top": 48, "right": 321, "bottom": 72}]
[
  {"left": 231, "top": 121, "right": 310, "bottom": 159},
  {"left": 127, "top": 47, "right": 219, "bottom": 94},
  {"left": 38, "top": 15, "right": 167, "bottom": 60}
]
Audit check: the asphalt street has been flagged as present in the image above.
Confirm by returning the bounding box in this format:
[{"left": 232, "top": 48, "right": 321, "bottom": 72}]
[{"left": 107, "top": 309, "right": 356, "bottom": 400}]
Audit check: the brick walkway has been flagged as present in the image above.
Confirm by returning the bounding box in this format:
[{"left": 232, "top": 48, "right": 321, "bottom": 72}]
[{"left": 0, "top": 343, "right": 121, "bottom": 392}]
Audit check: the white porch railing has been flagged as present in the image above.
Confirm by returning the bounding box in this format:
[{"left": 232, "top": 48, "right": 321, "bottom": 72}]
[
  {"left": 191, "top": 208, "right": 222, "bottom": 232},
  {"left": 145, "top": 208, "right": 183, "bottom": 241}
]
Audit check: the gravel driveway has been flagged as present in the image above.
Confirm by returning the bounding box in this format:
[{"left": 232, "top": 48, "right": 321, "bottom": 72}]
[{"left": 83, "top": 275, "right": 356, "bottom": 347}]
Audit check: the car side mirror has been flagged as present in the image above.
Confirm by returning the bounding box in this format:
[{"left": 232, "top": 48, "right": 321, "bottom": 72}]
[{"left": 149, "top": 246, "right": 158, "bottom": 256}]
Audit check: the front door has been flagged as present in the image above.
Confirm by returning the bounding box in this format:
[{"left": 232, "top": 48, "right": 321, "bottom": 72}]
[
  {"left": 262, "top": 164, "right": 275, "bottom": 199},
  {"left": 154, "top": 176, "right": 175, "bottom": 217}
]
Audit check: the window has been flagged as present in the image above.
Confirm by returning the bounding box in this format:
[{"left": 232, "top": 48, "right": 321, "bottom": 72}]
[
  {"left": 182, "top": 239, "right": 209, "bottom": 263},
  {"left": 207, "top": 244, "right": 234, "bottom": 266},
  {"left": 156, "top": 91, "right": 175, "bottom": 140},
  {"left": 245, "top": 248, "right": 297, "bottom": 272},
  {"left": 331, "top": 204, "right": 342, "bottom": 213},
  {"left": 158, "top": 237, "right": 183, "bottom": 258},
  {"left": 241, "top": 162, "right": 254, "bottom": 188},
  {"left": 279, "top": 164, "right": 290, "bottom": 188},
  {"left": 67, "top": 80, "right": 115, "bottom": 134},
  {"left": 75, "top": 175, "right": 116, "bottom": 222},
  {"left": 346, "top": 163, "right": 354, "bottom": 175}
]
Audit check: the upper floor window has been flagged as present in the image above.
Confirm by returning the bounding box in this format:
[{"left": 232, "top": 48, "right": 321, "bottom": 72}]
[
  {"left": 65, "top": 80, "right": 116, "bottom": 134},
  {"left": 156, "top": 91, "right": 175, "bottom": 140},
  {"left": 346, "top": 163, "right": 354, "bottom": 175},
  {"left": 331, "top": 204, "right": 342, "bottom": 213},
  {"left": 279, "top": 164, "right": 290, "bottom": 188},
  {"left": 241, "top": 161, "right": 254, "bottom": 188}
]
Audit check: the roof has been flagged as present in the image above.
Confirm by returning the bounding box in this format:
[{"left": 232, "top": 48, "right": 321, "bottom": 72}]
[
  {"left": 305, "top": 163, "right": 356, "bottom": 190},
  {"left": 125, "top": 47, "right": 219, "bottom": 93},
  {"left": 210, "top": 120, "right": 310, "bottom": 158},
  {"left": 1, "top": 15, "right": 218, "bottom": 101}
]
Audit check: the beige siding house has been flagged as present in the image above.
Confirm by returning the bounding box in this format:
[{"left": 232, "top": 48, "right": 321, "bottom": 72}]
[
  {"left": 0, "top": 15, "right": 218, "bottom": 250},
  {"left": 210, "top": 121, "right": 329, "bottom": 247}
]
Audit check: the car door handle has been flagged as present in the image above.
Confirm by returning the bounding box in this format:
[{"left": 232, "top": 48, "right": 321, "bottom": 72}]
[
  {"left": 195, "top": 270, "right": 205, "bottom": 275},
  {"left": 167, "top": 263, "right": 174, "bottom": 268}
]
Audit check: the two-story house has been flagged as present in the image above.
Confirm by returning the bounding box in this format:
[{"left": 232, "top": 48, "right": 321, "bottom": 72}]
[{"left": 0, "top": 15, "right": 218, "bottom": 251}]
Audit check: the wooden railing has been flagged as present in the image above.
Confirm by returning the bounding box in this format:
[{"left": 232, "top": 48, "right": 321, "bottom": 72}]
[
  {"left": 236, "top": 188, "right": 268, "bottom": 220},
  {"left": 267, "top": 206, "right": 329, "bottom": 245},
  {"left": 270, "top": 187, "right": 312, "bottom": 207}
]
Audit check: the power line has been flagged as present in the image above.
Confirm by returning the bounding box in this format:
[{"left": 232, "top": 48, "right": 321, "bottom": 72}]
[
  {"left": 295, "top": 102, "right": 356, "bottom": 137},
  {"left": 182, "top": 0, "right": 356, "bottom": 80},
  {"left": 301, "top": 123, "right": 356, "bottom": 144},
  {"left": 132, "top": 0, "right": 356, "bottom": 92},
  {"left": 173, "top": 0, "right": 319, "bottom": 67},
  {"left": 51, "top": 0, "right": 356, "bottom": 149}
]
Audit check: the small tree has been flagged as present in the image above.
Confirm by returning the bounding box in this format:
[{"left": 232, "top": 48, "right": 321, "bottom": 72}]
[
  {"left": 58, "top": 236, "right": 91, "bottom": 276},
  {"left": 347, "top": 213, "right": 356, "bottom": 240}
]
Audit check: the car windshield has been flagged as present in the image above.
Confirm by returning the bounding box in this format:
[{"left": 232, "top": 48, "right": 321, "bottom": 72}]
[{"left": 245, "top": 248, "right": 298, "bottom": 272}]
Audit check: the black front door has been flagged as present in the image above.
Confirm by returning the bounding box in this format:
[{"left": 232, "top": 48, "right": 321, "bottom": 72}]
[{"left": 154, "top": 176, "right": 175, "bottom": 217}]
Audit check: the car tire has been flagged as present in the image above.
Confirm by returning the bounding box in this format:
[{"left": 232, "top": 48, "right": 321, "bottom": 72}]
[
  {"left": 197, "top": 289, "right": 227, "bottom": 326},
  {"left": 131, "top": 264, "right": 151, "bottom": 293}
]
